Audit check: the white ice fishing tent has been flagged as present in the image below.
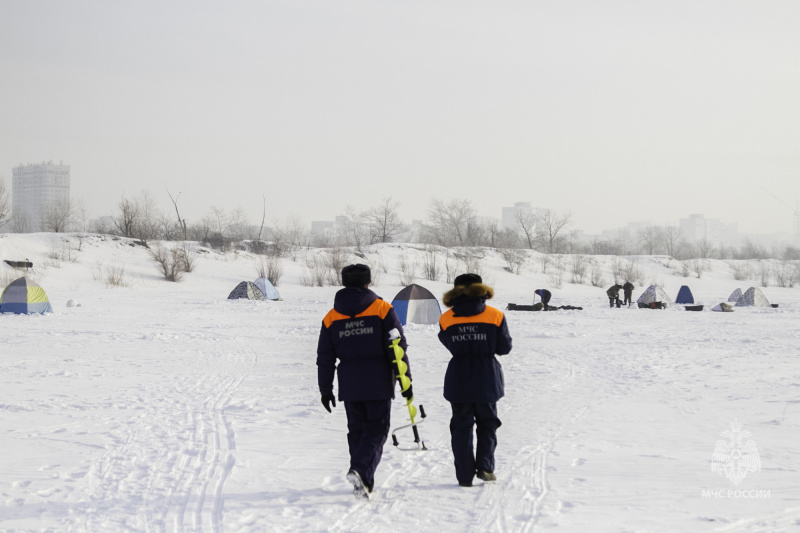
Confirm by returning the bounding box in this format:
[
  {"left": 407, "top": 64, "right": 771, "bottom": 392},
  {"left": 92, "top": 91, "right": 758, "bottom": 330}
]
[
  {"left": 735, "top": 287, "right": 771, "bottom": 307},
  {"left": 254, "top": 278, "right": 281, "bottom": 300},
  {"left": 728, "top": 288, "right": 742, "bottom": 303},
  {"left": 636, "top": 285, "right": 673, "bottom": 308},
  {"left": 390, "top": 284, "right": 441, "bottom": 325}
]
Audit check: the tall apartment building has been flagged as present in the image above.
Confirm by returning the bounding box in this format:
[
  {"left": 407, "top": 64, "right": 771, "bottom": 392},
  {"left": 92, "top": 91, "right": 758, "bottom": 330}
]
[
  {"left": 679, "top": 214, "right": 738, "bottom": 246},
  {"left": 12, "top": 161, "right": 71, "bottom": 231}
]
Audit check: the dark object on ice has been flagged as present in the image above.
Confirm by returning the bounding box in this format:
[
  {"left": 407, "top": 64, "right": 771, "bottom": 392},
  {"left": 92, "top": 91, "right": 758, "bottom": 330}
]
[
  {"left": 506, "top": 303, "right": 583, "bottom": 311},
  {"left": 684, "top": 305, "right": 704, "bottom": 311},
  {"left": 638, "top": 302, "right": 666, "bottom": 310},
  {"left": 771, "top": 303, "right": 779, "bottom": 308},
  {"left": 506, "top": 303, "right": 538, "bottom": 311},
  {"left": 4, "top": 259, "right": 33, "bottom": 269}
]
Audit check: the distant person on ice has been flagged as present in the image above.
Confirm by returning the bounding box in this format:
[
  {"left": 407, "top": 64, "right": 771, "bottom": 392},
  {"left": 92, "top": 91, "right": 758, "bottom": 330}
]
[
  {"left": 316, "top": 263, "right": 412, "bottom": 500},
  {"left": 607, "top": 284, "right": 623, "bottom": 308},
  {"left": 533, "top": 289, "right": 551, "bottom": 309},
  {"left": 438, "top": 273, "right": 512, "bottom": 488},
  {"left": 622, "top": 281, "right": 635, "bottom": 307}
]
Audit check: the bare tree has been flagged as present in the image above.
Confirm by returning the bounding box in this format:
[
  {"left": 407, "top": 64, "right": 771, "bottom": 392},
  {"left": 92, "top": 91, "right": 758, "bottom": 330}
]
[
  {"left": 228, "top": 206, "right": 251, "bottom": 241},
  {"left": 516, "top": 210, "right": 537, "bottom": 249},
  {"left": 484, "top": 219, "right": 514, "bottom": 248},
  {"left": 41, "top": 198, "right": 75, "bottom": 232},
  {"left": 421, "top": 245, "right": 441, "bottom": 281},
  {"left": 0, "top": 177, "right": 10, "bottom": 229},
  {"left": 257, "top": 195, "right": 266, "bottom": 241},
  {"left": 365, "top": 197, "right": 402, "bottom": 244},
  {"left": 569, "top": 254, "right": 589, "bottom": 284},
  {"left": 658, "top": 225, "right": 684, "bottom": 258},
  {"left": 188, "top": 215, "right": 213, "bottom": 242},
  {"left": 209, "top": 207, "right": 229, "bottom": 236},
  {"left": 536, "top": 210, "right": 571, "bottom": 253},
  {"left": 398, "top": 253, "right": 416, "bottom": 285},
  {"left": 166, "top": 188, "right": 188, "bottom": 241},
  {"left": 73, "top": 198, "right": 89, "bottom": 232},
  {"left": 692, "top": 257, "right": 708, "bottom": 278},
  {"left": 635, "top": 225, "right": 658, "bottom": 254},
  {"left": 427, "top": 198, "right": 476, "bottom": 247},
  {"left": 150, "top": 243, "right": 185, "bottom": 282},
  {"left": 135, "top": 191, "right": 160, "bottom": 244},
  {"left": 465, "top": 217, "right": 489, "bottom": 247},
  {"left": 500, "top": 248, "right": 526, "bottom": 275},
  {"left": 338, "top": 205, "right": 369, "bottom": 254},
  {"left": 113, "top": 195, "right": 140, "bottom": 237},
  {"left": 694, "top": 238, "right": 715, "bottom": 259},
  {"left": 156, "top": 212, "right": 178, "bottom": 241}
]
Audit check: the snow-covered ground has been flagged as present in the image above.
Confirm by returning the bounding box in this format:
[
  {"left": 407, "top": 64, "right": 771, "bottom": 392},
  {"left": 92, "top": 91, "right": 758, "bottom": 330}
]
[{"left": 1, "top": 233, "right": 798, "bottom": 532}]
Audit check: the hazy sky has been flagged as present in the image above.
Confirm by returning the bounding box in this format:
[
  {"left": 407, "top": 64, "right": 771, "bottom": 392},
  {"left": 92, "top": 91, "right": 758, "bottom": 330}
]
[{"left": 2, "top": 0, "right": 799, "bottom": 235}]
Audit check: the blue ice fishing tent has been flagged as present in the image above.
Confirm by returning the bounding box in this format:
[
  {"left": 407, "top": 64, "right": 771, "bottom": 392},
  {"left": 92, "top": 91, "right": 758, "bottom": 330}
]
[
  {"left": 675, "top": 285, "right": 695, "bottom": 304},
  {"left": 391, "top": 284, "right": 441, "bottom": 325},
  {"left": 254, "top": 277, "right": 281, "bottom": 300}
]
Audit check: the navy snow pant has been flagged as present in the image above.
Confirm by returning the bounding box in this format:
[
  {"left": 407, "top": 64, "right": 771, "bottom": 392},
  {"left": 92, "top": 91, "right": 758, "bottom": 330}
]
[
  {"left": 449, "top": 402, "right": 502, "bottom": 484},
  {"left": 344, "top": 399, "right": 392, "bottom": 491}
]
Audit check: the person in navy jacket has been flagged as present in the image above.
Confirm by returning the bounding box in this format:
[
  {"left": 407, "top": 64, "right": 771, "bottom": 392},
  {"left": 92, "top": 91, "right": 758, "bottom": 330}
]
[
  {"left": 438, "top": 273, "right": 512, "bottom": 487},
  {"left": 317, "top": 264, "right": 410, "bottom": 499},
  {"left": 533, "top": 288, "right": 551, "bottom": 308}
]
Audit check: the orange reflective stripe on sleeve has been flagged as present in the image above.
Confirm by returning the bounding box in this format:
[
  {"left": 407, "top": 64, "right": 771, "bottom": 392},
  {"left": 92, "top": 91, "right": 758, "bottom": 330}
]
[{"left": 439, "top": 306, "right": 504, "bottom": 330}]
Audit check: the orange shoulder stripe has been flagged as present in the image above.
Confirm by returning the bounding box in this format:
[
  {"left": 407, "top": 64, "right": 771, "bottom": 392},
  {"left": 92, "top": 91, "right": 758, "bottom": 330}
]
[
  {"left": 323, "top": 299, "right": 392, "bottom": 328},
  {"left": 439, "top": 306, "right": 504, "bottom": 330}
]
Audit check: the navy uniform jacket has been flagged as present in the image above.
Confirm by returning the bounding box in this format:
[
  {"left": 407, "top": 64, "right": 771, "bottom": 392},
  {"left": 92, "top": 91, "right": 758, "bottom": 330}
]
[
  {"left": 438, "top": 283, "right": 512, "bottom": 403},
  {"left": 317, "top": 287, "right": 409, "bottom": 402}
]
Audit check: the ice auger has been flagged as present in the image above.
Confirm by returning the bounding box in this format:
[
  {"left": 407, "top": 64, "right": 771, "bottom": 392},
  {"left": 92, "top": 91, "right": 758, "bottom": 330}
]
[{"left": 388, "top": 328, "right": 427, "bottom": 451}]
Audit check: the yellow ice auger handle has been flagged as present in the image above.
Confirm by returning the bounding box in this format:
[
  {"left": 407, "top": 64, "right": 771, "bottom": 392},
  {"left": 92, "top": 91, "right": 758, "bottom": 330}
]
[{"left": 389, "top": 336, "right": 417, "bottom": 424}]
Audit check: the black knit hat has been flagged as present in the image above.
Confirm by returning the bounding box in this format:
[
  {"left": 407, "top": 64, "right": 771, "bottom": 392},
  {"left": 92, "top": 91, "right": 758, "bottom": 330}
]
[
  {"left": 342, "top": 264, "right": 371, "bottom": 287},
  {"left": 453, "top": 273, "right": 482, "bottom": 287}
]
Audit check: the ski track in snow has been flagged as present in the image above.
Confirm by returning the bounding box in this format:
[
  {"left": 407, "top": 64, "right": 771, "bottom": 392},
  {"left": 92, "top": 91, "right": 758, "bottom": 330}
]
[{"left": 66, "top": 341, "right": 256, "bottom": 532}]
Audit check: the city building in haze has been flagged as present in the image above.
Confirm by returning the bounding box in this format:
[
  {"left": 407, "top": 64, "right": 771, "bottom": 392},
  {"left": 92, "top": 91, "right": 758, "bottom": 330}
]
[
  {"left": 501, "top": 202, "right": 549, "bottom": 230},
  {"left": 12, "top": 161, "right": 71, "bottom": 232}
]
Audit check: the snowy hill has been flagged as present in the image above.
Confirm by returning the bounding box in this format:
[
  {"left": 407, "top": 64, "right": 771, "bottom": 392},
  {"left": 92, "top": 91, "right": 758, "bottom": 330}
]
[{"left": 1, "top": 233, "right": 798, "bottom": 532}]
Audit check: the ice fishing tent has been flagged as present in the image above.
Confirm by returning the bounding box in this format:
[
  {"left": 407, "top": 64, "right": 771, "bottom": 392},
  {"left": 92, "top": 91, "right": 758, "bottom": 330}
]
[
  {"left": 391, "top": 284, "right": 442, "bottom": 325},
  {"left": 735, "top": 287, "right": 771, "bottom": 307},
  {"left": 728, "top": 288, "right": 742, "bottom": 303},
  {"left": 227, "top": 281, "right": 266, "bottom": 301},
  {"left": 0, "top": 277, "right": 54, "bottom": 314},
  {"left": 675, "top": 285, "right": 695, "bottom": 304},
  {"left": 712, "top": 302, "right": 734, "bottom": 312},
  {"left": 636, "top": 285, "right": 673, "bottom": 308},
  {"left": 254, "top": 278, "right": 281, "bottom": 301}
]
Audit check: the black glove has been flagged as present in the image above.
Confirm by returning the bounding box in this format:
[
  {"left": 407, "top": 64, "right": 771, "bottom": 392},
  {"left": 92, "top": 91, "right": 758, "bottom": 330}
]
[
  {"left": 400, "top": 384, "right": 413, "bottom": 400},
  {"left": 321, "top": 394, "right": 336, "bottom": 413}
]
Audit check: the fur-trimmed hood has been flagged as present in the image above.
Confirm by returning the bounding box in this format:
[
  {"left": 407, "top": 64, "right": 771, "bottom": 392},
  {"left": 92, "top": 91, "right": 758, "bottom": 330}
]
[{"left": 443, "top": 283, "right": 494, "bottom": 308}]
